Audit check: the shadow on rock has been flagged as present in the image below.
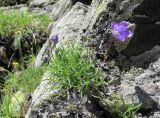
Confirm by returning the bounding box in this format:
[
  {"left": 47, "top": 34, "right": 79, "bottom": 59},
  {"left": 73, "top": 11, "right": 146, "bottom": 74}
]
[
  {"left": 122, "top": 0, "right": 160, "bottom": 57},
  {"left": 135, "top": 86, "right": 159, "bottom": 111}
]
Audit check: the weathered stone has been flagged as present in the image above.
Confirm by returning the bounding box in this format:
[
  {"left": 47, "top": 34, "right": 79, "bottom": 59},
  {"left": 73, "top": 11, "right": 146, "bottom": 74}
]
[
  {"left": 29, "top": 0, "right": 55, "bottom": 7},
  {"left": 29, "top": 0, "right": 56, "bottom": 15},
  {"left": 25, "top": 72, "right": 61, "bottom": 118},
  {"left": 91, "top": 0, "right": 160, "bottom": 57},
  {"left": 105, "top": 46, "right": 160, "bottom": 113},
  {"left": 25, "top": 72, "right": 102, "bottom": 117},
  {"left": 52, "top": 0, "right": 72, "bottom": 21},
  {"left": 35, "top": 2, "right": 90, "bottom": 67},
  {"left": 119, "top": 72, "right": 160, "bottom": 109}
]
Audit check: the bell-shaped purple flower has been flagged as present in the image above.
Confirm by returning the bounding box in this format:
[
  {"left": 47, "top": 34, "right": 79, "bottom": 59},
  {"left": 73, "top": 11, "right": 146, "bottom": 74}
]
[
  {"left": 52, "top": 34, "right": 59, "bottom": 43},
  {"left": 111, "top": 21, "right": 133, "bottom": 41}
]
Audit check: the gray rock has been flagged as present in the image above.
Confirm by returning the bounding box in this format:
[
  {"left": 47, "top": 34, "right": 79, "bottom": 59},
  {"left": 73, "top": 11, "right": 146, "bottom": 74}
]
[
  {"left": 29, "top": 0, "right": 56, "bottom": 7},
  {"left": 29, "top": 0, "right": 56, "bottom": 15},
  {"left": 52, "top": 0, "right": 73, "bottom": 21},
  {"left": 136, "top": 111, "right": 160, "bottom": 118},
  {"left": 35, "top": 2, "right": 90, "bottom": 67},
  {"left": 119, "top": 70, "right": 160, "bottom": 110},
  {"left": 91, "top": 0, "right": 160, "bottom": 57},
  {"left": 29, "top": 4, "right": 54, "bottom": 15},
  {"left": 117, "top": 47, "right": 160, "bottom": 116},
  {"left": 25, "top": 72, "right": 61, "bottom": 118},
  {"left": 25, "top": 72, "right": 99, "bottom": 117},
  {"left": 34, "top": 0, "right": 115, "bottom": 67},
  {"left": 98, "top": 46, "right": 160, "bottom": 117}
]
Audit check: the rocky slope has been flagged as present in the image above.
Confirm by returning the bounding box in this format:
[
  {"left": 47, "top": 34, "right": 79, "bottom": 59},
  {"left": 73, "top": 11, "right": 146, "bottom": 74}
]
[{"left": 25, "top": 0, "right": 160, "bottom": 117}]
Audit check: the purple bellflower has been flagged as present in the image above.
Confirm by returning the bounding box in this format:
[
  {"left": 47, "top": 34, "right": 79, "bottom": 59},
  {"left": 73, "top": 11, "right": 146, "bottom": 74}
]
[
  {"left": 111, "top": 21, "right": 133, "bottom": 41},
  {"left": 52, "top": 34, "right": 59, "bottom": 43}
]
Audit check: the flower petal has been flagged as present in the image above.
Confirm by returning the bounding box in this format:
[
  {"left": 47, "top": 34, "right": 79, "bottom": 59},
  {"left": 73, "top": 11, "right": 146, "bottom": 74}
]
[
  {"left": 111, "top": 21, "right": 133, "bottom": 41},
  {"left": 111, "top": 22, "right": 119, "bottom": 30},
  {"left": 116, "top": 22, "right": 128, "bottom": 31},
  {"left": 53, "top": 34, "right": 59, "bottom": 43},
  {"left": 111, "top": 30, "right": 119, "bottom": 39},
  {"left": 116, "top": 30, "right": 129, "bottom": 41},
  {"left": 120, "top": 21, "right": 129, "bottom": 26},
  {"left": 128, "top": 30, "right": 133, "bottom": 38}
]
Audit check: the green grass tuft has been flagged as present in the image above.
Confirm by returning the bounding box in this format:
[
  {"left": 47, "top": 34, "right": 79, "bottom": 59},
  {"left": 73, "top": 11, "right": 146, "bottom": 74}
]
[
  {"left": 0, "top": 10, "right": 51, "bottom": 37},
  {"left": 48, "top": 43, "right": 104, "bottom": 94},
  {"left": 0, "top": 54, "right": 45, "bottom": 117},
  {"left": 0, "top": 9, "right": 51, "bottom": 66}
]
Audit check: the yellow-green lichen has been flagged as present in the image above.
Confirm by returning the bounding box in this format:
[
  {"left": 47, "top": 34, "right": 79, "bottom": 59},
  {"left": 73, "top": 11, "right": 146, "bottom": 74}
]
[{"left": 95, "top": 0, "right": 109, "bottom": 16}]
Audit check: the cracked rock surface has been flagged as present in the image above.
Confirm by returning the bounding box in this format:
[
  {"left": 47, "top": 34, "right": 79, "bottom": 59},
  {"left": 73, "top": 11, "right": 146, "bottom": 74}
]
[{"left": 26, "top": 0, "right": 160, "bottom": 117}]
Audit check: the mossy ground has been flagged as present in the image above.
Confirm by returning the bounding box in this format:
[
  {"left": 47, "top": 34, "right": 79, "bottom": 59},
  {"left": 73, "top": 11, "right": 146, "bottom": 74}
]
[
  {"left": 0, "top": 9, "right": 51, "bottom": 69},
  {"left": 0, "top": 8, "right": 51, "bottom": 117}
]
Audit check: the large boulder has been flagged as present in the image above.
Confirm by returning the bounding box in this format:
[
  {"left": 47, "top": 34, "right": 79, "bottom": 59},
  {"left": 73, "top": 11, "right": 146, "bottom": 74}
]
[
  {"left": 119, "top": 46, "right": 160, "bottom": 113},
  {"left": 27, "top": 0, "right": 160, "bottom": 117},
  {"left": 91, "top": 0, "right": 160, "bottom": 117},
  {"left": 92, "top": 0, "right": 160, "bottom": 57},
  {"left": 34, "top": 2, "right": 91, "bottom": 67}
]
